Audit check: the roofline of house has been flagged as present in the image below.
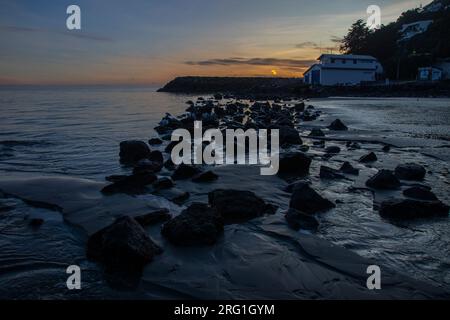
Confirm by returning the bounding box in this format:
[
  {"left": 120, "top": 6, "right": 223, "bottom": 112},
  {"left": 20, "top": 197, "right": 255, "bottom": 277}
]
[{"left": 317, "top": 54, "right": 377, "bottom": 61}]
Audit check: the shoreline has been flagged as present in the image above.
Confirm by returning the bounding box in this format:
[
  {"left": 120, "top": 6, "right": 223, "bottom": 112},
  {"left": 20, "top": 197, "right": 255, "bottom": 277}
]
[{"left": 158, "top": 76, "right": 450, "bottom": 99}]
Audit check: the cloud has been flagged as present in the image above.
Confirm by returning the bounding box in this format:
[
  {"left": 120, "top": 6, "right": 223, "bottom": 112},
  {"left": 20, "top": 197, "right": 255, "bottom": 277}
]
[
  {"left": 330, "top": 35, "right": 343, "bottom": 43},
  {"left": 295, "top": 41, "right": 318, "bottom": 48},
  {"left": 0, "top": 25, "right": 113, "bottom": 42},
  {"left": 185, "top": 57, "right": 316, "bottom": 69}
]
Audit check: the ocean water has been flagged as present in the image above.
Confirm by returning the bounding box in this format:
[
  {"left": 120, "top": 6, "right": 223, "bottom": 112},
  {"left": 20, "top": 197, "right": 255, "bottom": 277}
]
[{"left": 0, "top": 86, "right": 449, "bottom": 298}]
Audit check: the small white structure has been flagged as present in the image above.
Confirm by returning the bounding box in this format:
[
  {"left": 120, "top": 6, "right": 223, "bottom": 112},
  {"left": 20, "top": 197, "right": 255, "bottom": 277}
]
[
  {"left": 434, "top": 58, "right": 450, "bottom": 80},
  {"left": 303, "top": 54, "right": 383, "bottom": 86},
  {"left": 399, "top": 20, "right": 433, "bottom": 41},
  {"left": 418, "top": 67, "right": 443, "bottom": 81}
]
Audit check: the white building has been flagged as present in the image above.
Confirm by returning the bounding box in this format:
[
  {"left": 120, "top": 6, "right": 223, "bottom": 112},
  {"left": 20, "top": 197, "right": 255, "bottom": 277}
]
[
  {"left": 418, "top": 67, "right": 443, "bottom": 81},
  {"left": 434, "top": 58, "right": 450, "bottom": 80},
  {"left": 303, "top": 54, "right": 383, "bottom": 86},
  {"left": 399, "top": 20, "right": 433, "bottom": 41}
]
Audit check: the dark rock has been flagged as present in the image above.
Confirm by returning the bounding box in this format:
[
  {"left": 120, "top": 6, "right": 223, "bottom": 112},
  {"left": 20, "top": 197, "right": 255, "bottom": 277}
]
[
  {"left": 0, "top": 203, "right": 14, "bottom": 213},
  {"left": 279, "top": 126, "right": 302, "bottom": 145},
  {"left": 289, "top": 182, "right": 335, "bottom": 214},
  {"left": 293, "top": 102, "right": 305, "bottom": 112},
  {"left": 319, "top": 166, "right": 345, "bottom": 179},
  {"left": 171, "top": 191, "right": 190, "bottom": 205},
  {"left": 208, "top": 189, "right": 276, "bottom": 223},
  {"left": 164, "top": 159, "right": 176, "bottom": 170},
  {"left": 148, "top": 138, "right": 163, "bottom": 145},
  {"left": 102, "top": 173, "right": 157, "bottom": 194},
  {"left": 347, "top": 142, "right": 361, "bottom": 149},
  {"left": 161, "top": 203, "right": 224, "bottom": 246},
  {"left": 192, "top": 170, "right": 219, "bottom": 183},
  {"left": 132, "top": 159, "right": 163, "bottom": 175},
  {"left": 134, "top": 209, "right": 171, "bottom": 226},
  {"left": 359, "top": 152, "right": 377, "bottom": 163},
  {"left": 105, "top": 175, "right": 128, "bottom": 183},
  {"left": 403, "top": 186, "right": 438, "bottom": 201},
  {"left": 366, "top": 170, "right": 400, "bottom": 189},
  {"left": 339, "top": 162, "right": 359, "bottom": 175},
  {"left": 313, "top": 140, "right": 325, "bottom": 147},
  {"left": 153, "top": 177, "right": 174, "bottom": 190},
  {"left": 379, "top": 198, "right": 449, "bottom": 219},
  {"left": 327, "top": 119, "right": 348, "bottom": 131},
  {"left": 119, "top": 140, "right": 151, "bottom": 164},
  {"left": 87, "top": 216, "right": 162, "bottom": 273},
  {"left": 382, "top": 145, "right": 391, "bottom": 152},
  {"left": 172, "top": 164, "right": 202, "bottom": 180},
  {"left": 278, "top": 152, "right": 312, "bottom": 176},
  {"left": 165, "top": 141, "right": 179, "bottom": 153},
  {"left": 285, "top": 208, "right": 319, "bottom": 231},
  {"left": 325, "top": 146, "right": 341, "bottom": 154},
  {"left": 395, "top": 163, "right": 426, "bottom": 181},
  {"left": 309, "top": 128, "right": 325, "bottom": 137},
  {"left": 148, "top": 150, "right": 164, "bottom": 164},
  {"left": 284, "top": 179, "right": 311, "bottom": 193},
  {"left": 30, "top": 218, "right": 44, "bottom": 228}
]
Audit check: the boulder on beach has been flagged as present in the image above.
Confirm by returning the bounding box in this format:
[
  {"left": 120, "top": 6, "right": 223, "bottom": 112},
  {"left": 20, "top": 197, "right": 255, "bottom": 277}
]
[
  {"left": 164, "top": 159, "right": 176, "bottom": 170},
  {"left": 171, "top": 164, "right": 202, "bottom": 180},
  {"left": 359, "top": 152, "right": 377, "bottom": 163},
  {"left": 134, "top": 209, "right": 171, "bottom": 227},
  {"left": 339, "top": 162, "right": 359, "bottom": 175},
  {"left": 319, "top": 166, "right": 345, "bottom": 180},
  {"left": 87, "top": 216, "right": 162, "bottom": 273},
  {"left": 403, "top": 186, "right": 438, "bottom": 201},
  {"left": 284, "top": 179, "right": 311, "bottom": 193},
  {"left": 119, "top": 140, "right": 151, "bottom": 164},
  {"left": 208, "top": 189, "right": 276, "bottom": 223},
  {"left": 346, "top": 142, "right": 361, "bottom": 150},
  {"left": 279, "top": 126, "right": 302, "bottom": 146},
  {"left": 379, "top": 198, "right": 449, "bottom": 219},
  {"left": 366, "top": 170, "right": 401, "bottom": 190},
  {"left": 148, "top": 150, "right": 164, "bottom": 164},
  {"left": 192, "top": 170, "right": 219, "bottom": 183},
  {"left": 29, "top": 218, "right": 44, "bottom": 228},
  {"left": 152, "top": 177, "right": 174, "bottom": 190},
  {"left": 285, "top": 208, "right": 319, "bottom": 231},
  {"left": 309, "top": 128, "right": 325, "bottom": 137},
  {"left": 325, "top": 146, "right": 341, "bottom": 154},
  {"left": 293, "top": 102, "right": 305, "bottom": 112},
  {"left": 395, "top": 163, "right": 426, "bottom": 181},
  {"left": 164, "top": 141, "right": 179, "bottom": 154},
  {"left": 105, "top": 175, "right": 128, "bottom": 183},
  {"left": 161, "top": 203, "right": 224, "bottom": 246},
  {"left": 132, "top": 159, "right": 163, "bottom": 175},
  {"left": 278, "top": 152, "right": 312, "bottom": 176},
  {"left": 328, "top": 119, "right": 348, "bottom": 131},
  {"left": 148, "top": 138, "right": 163, "bottom": 145},
  {"left": 289, "top": 182, "right": 335, "bottom": 214},
  {"left": 101, "top": 172, "right": 157, "bottom": 194}
]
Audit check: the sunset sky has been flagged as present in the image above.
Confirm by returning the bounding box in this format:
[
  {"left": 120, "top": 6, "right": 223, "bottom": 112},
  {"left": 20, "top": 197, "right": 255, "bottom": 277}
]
[{"left": 0, "top": 0, "right": 432, "bottom": 86}]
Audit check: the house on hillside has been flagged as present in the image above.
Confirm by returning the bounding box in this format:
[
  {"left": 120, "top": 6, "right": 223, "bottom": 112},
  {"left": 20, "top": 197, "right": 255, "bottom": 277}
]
[
  {"left": 399, "top": 20, "right": 433, "bottom": 41},
  {"left": 418, "top": 67, "right": 443, "bottom": 81},
  {"left": 303, "top": 54, "right": 383, "bottom": 86},
  {"left": 434, "top": 58, "right": 450, "bottom": 79}
]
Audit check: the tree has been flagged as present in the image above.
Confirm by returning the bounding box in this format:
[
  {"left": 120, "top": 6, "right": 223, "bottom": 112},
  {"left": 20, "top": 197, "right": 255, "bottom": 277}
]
[{"left": 339, "top": 19, "right": 372, "bottom": 54}]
